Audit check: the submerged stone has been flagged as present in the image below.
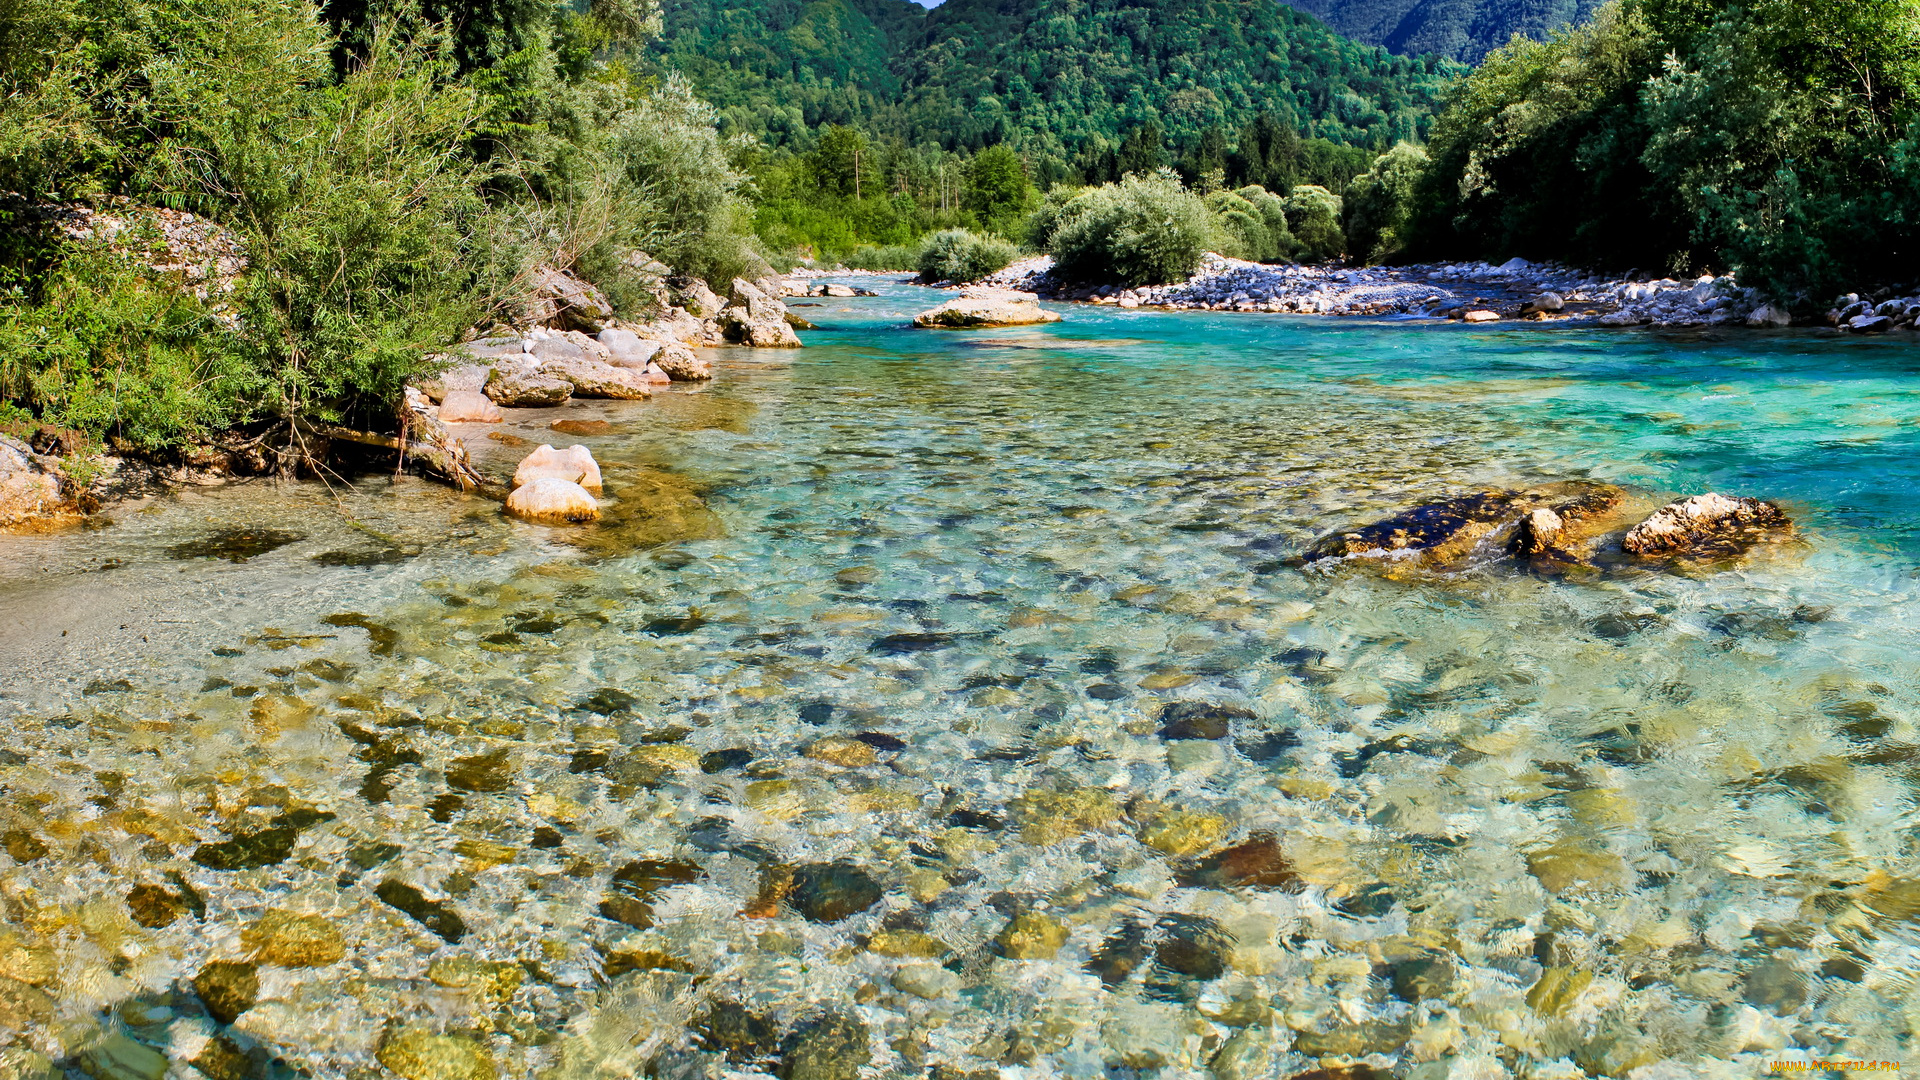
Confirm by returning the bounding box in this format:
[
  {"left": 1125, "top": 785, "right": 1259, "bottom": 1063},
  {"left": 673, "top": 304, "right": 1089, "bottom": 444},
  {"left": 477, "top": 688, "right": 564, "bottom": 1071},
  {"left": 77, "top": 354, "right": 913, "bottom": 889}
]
[
  {"left": 599, "top": 859, "right": 702, "bottom": 928},
  {"left": 777, "top": 1012, "right": 871, "bottom": 1080},
  {"left": 1012, "top": 788, "right": 1121, "bottom": 844},
  {"left": 696, "top": 1001, "right": 780, "bottom": 1063},
  {"left": 996, "top": 912, "right": 1068, "bottom": 959},
  {"left": 1157, "top": 702, "right": 1253, "bottom": 740},
  {"left": 125, "top": 884, "right": 186, "bottom": 928},
  {"left": 1179, "top": 835, "right": 1300, "bottom": 890},
  {"left": 241, "top": 910, "right": 345, "bottom": 967},
  {"left": 374, "top": 880, "right": 466, "bottom": 943},
  {"left": 166, "top": 528, "right": 305, "bottom": 563},
  {"left": 192, "top": 809, "right": 335, "bottom": 871},
  {"left": 376, "top": 1031, "right": 496, "bottom": 1080},
  {"left": 788, "top": 862, "right": 882, "bottom": 922},
  {"left": 1087, "top": 922, "right": 1151, "bottom": 985},
  {"left": 192, "top": 961, "right": 259, "bottom": 1025}
]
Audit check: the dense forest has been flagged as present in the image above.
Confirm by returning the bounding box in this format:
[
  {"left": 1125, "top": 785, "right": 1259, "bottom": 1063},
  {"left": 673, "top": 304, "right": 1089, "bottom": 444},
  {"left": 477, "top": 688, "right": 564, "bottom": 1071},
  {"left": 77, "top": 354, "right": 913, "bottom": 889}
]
[
  {"left": 653, "top": 0, "right": 1460, "bottom": 152},
  {"left": 1278, "top": 0, "right": 1604, "bottom": 62},
  {"left": 1404, "top": 0, "right": 1920, "bottom": 299}
]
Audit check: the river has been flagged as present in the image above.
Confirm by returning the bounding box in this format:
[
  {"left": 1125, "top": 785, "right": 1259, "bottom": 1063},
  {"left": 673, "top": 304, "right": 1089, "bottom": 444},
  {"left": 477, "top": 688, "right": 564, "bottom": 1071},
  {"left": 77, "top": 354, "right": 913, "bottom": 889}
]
[{"left": 1, "top": 283, "right": 1914, "bottom": 1078}]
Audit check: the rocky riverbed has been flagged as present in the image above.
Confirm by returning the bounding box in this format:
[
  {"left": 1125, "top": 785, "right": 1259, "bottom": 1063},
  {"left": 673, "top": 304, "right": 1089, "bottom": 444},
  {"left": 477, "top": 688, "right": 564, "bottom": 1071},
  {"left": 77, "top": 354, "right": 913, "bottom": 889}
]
[
  {"left": 3, "top": 288, "right": 1917, "bottom": 1080},
  {"left": 976, "top": 254, "right": 1920, "bottom": 332}
]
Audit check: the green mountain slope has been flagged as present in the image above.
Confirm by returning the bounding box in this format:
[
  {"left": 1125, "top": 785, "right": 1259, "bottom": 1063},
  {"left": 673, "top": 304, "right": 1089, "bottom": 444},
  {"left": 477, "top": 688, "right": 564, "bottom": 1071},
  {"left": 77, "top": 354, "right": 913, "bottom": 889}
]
[
  {"left": 653, "top": 0, "right": 1459, "bottom": 152},
  {"left": 1278, "top": 0, "right": 1602, "bottom": 61},
  {"left": 652, "top": 0, "right": 925, "bottom": 142}
]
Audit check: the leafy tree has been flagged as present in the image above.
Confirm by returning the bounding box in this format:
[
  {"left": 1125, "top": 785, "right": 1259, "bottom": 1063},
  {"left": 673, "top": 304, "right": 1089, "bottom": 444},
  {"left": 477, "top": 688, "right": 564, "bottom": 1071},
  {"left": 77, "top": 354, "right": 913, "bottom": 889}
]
[
  {"left": 1230, "top": 112, "right": 1300, "bottom": 192},
  {"left": 917, "top": 227, "right": 1015, "bottom": 282},
  {"left": 1283, "top": 184, "right": 1346, "bottom": 261},
  {"left": 1342, "top": 142, "right": 1426, "bottom": 263},
  {"left": 812, "top": 125, "right": 873, "bottom": 198},
  {"left": 963, "top": 144, "right": 1036, "bottom": 238},
  {"left": 1047, "top": 170, "right": 1212, "bottom": 283},
  {"left": 1206, "top": 186, "right": 1294, "bottom": 262}
]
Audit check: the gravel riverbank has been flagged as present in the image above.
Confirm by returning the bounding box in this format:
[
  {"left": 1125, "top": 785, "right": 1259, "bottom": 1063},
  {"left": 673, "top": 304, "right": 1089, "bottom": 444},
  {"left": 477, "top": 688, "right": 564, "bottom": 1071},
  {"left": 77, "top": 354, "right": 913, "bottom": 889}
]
[{"left": 969, "top": 253, "right": 1920, "bottom": 332}]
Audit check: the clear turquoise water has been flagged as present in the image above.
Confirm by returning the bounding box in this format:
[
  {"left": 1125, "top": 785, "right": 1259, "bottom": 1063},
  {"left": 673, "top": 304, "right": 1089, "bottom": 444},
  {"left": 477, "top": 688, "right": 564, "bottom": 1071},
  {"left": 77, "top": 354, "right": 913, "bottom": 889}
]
[{"left": 1, "top": 284, "right": 1915, "bottom": 1079}]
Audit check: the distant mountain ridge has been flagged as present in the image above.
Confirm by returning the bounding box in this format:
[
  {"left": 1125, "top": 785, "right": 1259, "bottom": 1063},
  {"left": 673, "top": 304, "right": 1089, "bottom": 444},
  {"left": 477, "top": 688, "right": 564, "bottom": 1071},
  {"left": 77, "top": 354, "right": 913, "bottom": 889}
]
[
  {"left": 1278, "top": 0, "right": 1602, "bottom": 61},
  {"left": 652, "top": 0, "right": 1462, "bottom": 154}
]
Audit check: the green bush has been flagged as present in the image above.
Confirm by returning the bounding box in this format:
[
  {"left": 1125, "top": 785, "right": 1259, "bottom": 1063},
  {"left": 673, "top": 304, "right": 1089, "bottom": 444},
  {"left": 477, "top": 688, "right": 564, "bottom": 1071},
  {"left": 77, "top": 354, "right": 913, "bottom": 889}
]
[
  {"left": 1205, "top": 185, "right": 1294, "bottom": 262},
  {"left": 0, "top": 250, "right": 256, "bottom": 450},
  {"left": 1047, "top": 170, "right": 1212, "bottom": 284},
  {"left": 152, "top": 12, "right": 493, "bottom": 430},
  {"left": 917, "top": 228, "right": 1017, "bottom": 283},
  {"left": 1342, "top": 143, "right": 1427, "bottom": 264},
  {"left": 844, "top": 244, "right": 920, "bottom": 271},
  {"left": 1283, "top": 184, "right": 1346, "bottom": 262}
]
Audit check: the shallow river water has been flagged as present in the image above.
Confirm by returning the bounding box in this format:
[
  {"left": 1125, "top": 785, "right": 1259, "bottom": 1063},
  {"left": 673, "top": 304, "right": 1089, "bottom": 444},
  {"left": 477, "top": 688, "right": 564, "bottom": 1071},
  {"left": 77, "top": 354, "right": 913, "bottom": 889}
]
[{"left": 2, "top": 284, "right": 1918, "bottom": 1080}]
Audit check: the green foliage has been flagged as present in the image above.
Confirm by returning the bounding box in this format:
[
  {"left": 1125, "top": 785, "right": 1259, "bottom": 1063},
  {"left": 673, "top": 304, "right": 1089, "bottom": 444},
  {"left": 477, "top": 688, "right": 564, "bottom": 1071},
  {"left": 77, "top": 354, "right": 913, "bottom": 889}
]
[
  {"left": 1282, "top": 0, "right": 1605, "bottom": 62},
  {"left": 1047, "top": 171, "right": 1213, "bottom": 284},
  {"left": 964, "top": 145, "right": 1036, "bottom": 239},
  {"left": 843, "top": 243, "right": 919, "bottom": 270},
  {"left": 1407, "top": 0, "right": 1920, "bottom": 299},
  {"left": 1205, "top": 186, "right": 1295, "bottom": 262},
  {"left": 0, "top": 250, "right": 256, "bottom": 449},
  {"left": 1283, "top": 184, "right": 1346, "bottom": 261},
  {"left": 149, "top": 7, "right": 491, "bottom": 429},
  {"left": 1341, "top": 142, "right": 1426, "bottom": 263},
  {"left": 652, "top": 0, "right": 1461, "bottom": 156},
  {"left": 916, "top": 228, "right": 1016, "bottom": 283},
  {"left": 0, "top": 0, "right": 765, "bottom": 453},
  {"left": 1403, "top": 4, "right": 1677, "bottom": 271}
]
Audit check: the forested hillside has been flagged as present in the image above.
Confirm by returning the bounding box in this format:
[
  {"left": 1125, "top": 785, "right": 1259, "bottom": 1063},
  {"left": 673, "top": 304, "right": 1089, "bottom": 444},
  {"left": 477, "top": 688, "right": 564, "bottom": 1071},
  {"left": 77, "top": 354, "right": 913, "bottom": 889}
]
[
  {"left": 653, "top": 0, "right": 1459, "bottom": 153},
  {"left": 1279, "top": 0, "right": 1602, "bottom": 62}
]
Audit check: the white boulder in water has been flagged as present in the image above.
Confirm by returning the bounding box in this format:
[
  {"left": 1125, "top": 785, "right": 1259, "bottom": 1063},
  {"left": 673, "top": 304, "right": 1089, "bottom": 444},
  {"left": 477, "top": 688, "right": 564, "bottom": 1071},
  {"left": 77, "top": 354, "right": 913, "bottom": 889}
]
[
  {"left": 505, "top": 477, "right": 599, "bottom": 524},
  {"left": 913, "top": 291, "right": 1062, "bottom": 328},
  {"left": 513, "top": 444, "right": 602, "bottom": 492}
]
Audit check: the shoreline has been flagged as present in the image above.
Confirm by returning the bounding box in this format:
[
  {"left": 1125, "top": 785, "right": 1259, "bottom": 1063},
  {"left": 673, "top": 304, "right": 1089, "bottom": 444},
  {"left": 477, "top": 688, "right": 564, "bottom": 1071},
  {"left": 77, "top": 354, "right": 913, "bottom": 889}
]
[{"left": 952, "top": 253, "right": 1920, "bottom": 332}]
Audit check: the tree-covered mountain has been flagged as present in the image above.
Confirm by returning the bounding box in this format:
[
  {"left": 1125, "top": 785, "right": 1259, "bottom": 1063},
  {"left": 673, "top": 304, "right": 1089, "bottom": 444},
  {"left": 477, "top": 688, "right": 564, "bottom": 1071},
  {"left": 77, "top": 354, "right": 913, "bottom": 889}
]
[
  {"left": 1277, "top": 0, "right": 1602, "bottom": 62},
  {"left": 652, "top": 0, "right": 1460, "bottom": 153}
]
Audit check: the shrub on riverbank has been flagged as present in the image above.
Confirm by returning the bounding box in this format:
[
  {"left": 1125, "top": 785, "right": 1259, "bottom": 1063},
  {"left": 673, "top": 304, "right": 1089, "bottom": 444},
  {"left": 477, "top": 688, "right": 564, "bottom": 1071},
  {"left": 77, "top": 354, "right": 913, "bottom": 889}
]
[
  {"left": 0, "top": 0, "right": 761, "bottom": 455},
  {"left": 1283, "top": 185, "right": 1346, "bottom": 263},
  {"left": 917, "top": 229, "right": 1017, "bottom": 283},
  {"left": 1405, "top": 0, "right": 1920, "bottom": 301},
  {"left": 1343, "top": 143, "right": 1427, "bottom": 264},
  {"left": 1046, "top": 171, "right": 1213, "bottom": 284},
  {"left": 1206, "top": 186, "right": 1295, "bottom": 263}
]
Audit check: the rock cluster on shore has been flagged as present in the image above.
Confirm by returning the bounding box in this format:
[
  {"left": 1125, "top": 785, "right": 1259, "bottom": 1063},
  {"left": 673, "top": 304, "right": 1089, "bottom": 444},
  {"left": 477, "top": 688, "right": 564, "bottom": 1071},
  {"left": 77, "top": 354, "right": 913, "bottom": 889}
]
[{"left": 980, "top": 253, "right": 1920, "bottom": 331}]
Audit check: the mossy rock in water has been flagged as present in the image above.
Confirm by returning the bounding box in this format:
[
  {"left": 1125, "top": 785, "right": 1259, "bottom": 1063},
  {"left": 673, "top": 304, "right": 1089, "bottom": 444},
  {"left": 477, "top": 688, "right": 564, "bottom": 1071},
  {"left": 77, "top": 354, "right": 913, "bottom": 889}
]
[
  {"left": 1302, "top": 491, "right": 1525, "bottom": 564},
  {"left": 166, "top": 528, "right": 305, "bottom": 563},
  {"left": 787, "top": 862, "right": 882, "bottom": 922},
  {"left": 561, "top": 467, "right": 723, "bottom": 557},
  {"left": 191, "top": 808, "right": 335, "bottom": 871},
  {"left": 241, "top": 910, "right": 345, "bottom": 967},
  {"left": 192, "top": 961, "right": 259, "bottom": 1024},
  {"left": 374, "top": 880, "right": 466, "bottom": 943},
  {"left": 376, "top": 1031, "right": 496, "bottom": 1080},
  {"left": 776, "top": 1012, "right": 871, "bottom": 1080},
  {"left": 997, "top": 911, "right": 1069, "bottom": 960},
  {"left": 695, "top": 1001, "right": 780, "bottom": 1063}
]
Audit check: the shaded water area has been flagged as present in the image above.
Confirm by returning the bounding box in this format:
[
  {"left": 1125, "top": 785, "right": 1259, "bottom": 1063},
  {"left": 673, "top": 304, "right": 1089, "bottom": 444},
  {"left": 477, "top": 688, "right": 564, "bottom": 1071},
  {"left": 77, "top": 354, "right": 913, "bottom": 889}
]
[{"left": 3, "top": 284, "right": 1919, "bottom": 1080}]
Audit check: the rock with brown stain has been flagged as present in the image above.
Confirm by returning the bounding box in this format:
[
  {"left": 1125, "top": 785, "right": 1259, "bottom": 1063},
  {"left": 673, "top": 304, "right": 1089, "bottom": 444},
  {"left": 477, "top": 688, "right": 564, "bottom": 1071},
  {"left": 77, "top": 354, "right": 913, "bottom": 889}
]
[{"left": 1623, "top": 493, "right": 1790, "bottom": 558}]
